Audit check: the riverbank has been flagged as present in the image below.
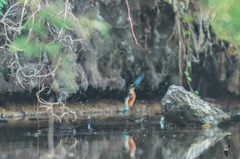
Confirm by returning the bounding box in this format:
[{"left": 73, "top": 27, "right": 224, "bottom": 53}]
[
  {"left": 0, "top": 99, "right": 162, "bottom": 118},
  {"left": 1, "top": 94, "right": 240, "bottom": 119}
]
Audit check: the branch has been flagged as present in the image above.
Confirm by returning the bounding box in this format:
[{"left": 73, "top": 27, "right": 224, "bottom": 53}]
[{"left": 125, "top": 0, "right": 140, "bottom": 46}]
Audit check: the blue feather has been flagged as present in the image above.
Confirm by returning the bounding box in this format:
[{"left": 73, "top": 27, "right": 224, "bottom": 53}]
[
  {"left": 133, "top": 73, "right": 145, "bottom": 86},
  {"left": 123, "top": 97, "right": 130, "bottom": 113}
]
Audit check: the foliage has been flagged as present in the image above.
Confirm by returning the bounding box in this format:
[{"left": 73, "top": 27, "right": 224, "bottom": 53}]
[
  {"left": 202, "top": 0, "right": 240, "bottom": 46},
  {"left": 10, "top": 1, "right": 111, "bottom": 101},
  {"left": 0, "top": 0, "right": 7, "bottom": 16}
]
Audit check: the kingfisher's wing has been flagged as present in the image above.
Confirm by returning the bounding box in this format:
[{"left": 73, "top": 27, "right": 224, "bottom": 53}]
[
  {"left": 124, "top": 97, "right": 130, "bottom": 110},
  {"left": 133, "top": 73, "right": 145, "bottom": 86},
  {"left": 122, "top": 97, "right": 130, "bottom": 113}
]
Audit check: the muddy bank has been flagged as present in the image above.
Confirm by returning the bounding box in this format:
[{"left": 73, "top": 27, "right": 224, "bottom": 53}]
[
  {"left": 0, "top": 99, "right": 162, "bottom": 118},
  {"left": 1, "top": 92, "right": 240, "bottom": 119}
]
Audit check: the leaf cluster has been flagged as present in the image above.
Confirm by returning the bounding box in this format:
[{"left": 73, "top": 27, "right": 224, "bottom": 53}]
[
  {"left": 205, "top": 0, "right": 240, "bottom": 46},
  {"left": 0, "top": 0, "right": 7, "bottom": 16}
]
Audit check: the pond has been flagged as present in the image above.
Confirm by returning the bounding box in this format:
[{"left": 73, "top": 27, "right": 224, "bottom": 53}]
[{"left": 0, "top": 114, "right": 239, "bottom": 159}]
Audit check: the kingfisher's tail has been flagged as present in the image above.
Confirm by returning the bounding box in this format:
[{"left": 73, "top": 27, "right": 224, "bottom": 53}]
[
  {"left": 122, "top": 109, "right": 126, "bottom": 114},
  {"left": 133, "top": 73, "right": 145, "bottom": 86}
]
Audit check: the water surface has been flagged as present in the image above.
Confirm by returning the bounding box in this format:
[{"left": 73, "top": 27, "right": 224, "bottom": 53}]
[{"left": 0, "top": 115, "right": 239, "bottom": 159}]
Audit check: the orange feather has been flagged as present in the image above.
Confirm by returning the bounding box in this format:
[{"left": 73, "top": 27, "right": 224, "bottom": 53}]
[{"left": 128, "top": 89, "right": 136, "bottom": 110}]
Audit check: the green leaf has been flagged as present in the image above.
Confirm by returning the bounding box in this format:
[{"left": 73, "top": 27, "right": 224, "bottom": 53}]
[
  {"left": 183, "top": 30, "right": 190, "bottom": 35},
  {"left": 90, "top": 20, "right": 111, "bottom": 40},
  {"left": 32, "top": 22, "right": 46, "bottom": 34},
  {"left": 186, "top": 16, "right": 194, "bottom": 22},
  {"left": 201, "top": 123, "right": 211, "bottom": 129},
  {"left": 51, "top": 81, "right": 59, "bottom": 91},
  {"left": 187, "top": 77, "right": 192, "bottom": 81},
  {"left": 195, "top": 90, "right": 199, "bottom": 95},
  {"left": 187, "top": 62, "right": 191, "bottom": 68},
  {"left": 0, "top": 3, "right": 3, "bottom": 8},
  {"left": 191, "top": 25, "right": 194, "bottom": 30},
  {"left": 23, "top": 42, "right": 40, "bottom": 59},
  {"left": 184, "top": 40, "right": 189, "bottom": 45},
  {"left": 188, "top": 45, "right": 192, "bottom": 51},
  {"left": 0, "top": 11, "right": 3, "bottom": 16},
  {"left": 1, "top": 0, "right": 7, "bottom": 5},
  {"left": 46, "top": 43, "right": 60, "bottom": 60},
  {"left": 184, "top": 71, "right": 189, "bottom": 77},
  {"left": 13, "top": 36, "right": 28, "bottom": 50}
]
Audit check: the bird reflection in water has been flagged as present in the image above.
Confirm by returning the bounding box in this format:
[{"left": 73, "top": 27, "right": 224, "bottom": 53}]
[{"left": 123, "top": 132, "right": 136, "bottom": 158}]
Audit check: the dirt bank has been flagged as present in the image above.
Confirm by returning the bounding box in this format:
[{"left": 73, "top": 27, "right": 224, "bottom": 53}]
[{"left": 0, "top": 99, "right": 162, "bottom": 118}]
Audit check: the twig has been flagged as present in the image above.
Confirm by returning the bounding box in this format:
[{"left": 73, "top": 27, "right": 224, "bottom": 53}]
[
  {"left": 19, "top": 0, "right": 29, "bottom": 34},
  {"left": 125, "top": 0, "right": 140, "bottom": 46}
]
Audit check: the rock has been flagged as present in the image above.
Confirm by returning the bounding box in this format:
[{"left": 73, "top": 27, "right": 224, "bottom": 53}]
[{"left": 162, "top": 85, "right": 230, "bottom": 126}]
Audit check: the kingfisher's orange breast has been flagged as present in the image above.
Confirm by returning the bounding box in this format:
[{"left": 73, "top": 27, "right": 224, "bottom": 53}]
[{"left": 128, "top": 91, "right": 136, "bottom": 109}]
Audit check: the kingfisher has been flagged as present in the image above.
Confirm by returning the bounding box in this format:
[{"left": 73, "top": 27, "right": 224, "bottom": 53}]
[{"left": 122, "top": 73, "right": 145, "bottom": 114}]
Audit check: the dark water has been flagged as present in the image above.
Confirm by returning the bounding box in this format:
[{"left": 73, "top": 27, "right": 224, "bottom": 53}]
[{"left": 0, "top": 115, "right": 239, "bottom": 159}]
